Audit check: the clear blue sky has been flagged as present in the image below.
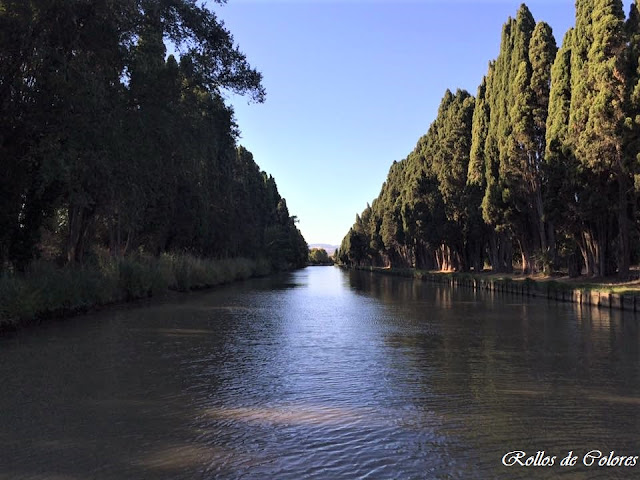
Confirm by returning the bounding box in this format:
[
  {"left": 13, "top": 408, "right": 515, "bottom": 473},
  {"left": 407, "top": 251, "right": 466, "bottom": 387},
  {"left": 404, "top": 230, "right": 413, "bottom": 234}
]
[{"left": 209, "top": 0, "right": 632, "bottom": 246}]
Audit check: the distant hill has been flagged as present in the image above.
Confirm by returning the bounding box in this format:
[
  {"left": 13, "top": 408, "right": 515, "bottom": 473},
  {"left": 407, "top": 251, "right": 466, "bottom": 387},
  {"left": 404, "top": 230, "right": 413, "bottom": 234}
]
[{"left": 309, "top": 244, "right": 338, "bottom": 255}]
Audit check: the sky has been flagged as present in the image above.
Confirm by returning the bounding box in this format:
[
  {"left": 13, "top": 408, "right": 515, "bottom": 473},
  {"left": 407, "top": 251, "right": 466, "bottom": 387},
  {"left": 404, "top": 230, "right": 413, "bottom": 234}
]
[{"left": 208, "top": 0, "right": 633, "bottom": 246}]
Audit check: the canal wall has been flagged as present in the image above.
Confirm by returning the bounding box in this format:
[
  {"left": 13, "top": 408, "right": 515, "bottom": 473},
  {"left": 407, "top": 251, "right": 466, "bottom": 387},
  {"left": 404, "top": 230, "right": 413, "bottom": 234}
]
[{"left": 356, "top": 267, "right": 640, "bottom": 313}]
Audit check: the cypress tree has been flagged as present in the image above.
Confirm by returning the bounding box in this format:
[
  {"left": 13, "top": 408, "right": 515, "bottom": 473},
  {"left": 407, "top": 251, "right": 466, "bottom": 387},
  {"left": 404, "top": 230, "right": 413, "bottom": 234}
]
[
  {"left": 429, "top": 89, "right": 476, "bottom": 271},
  {"left": 627, "top": 1, "right": 640, "bottom": 117},
  {"left": 529, "top": 22, "right": 557, "bottom": 272},
  {"left": 499, "top": 20, "right": 557, "bottom": 273},
  {"left": 546, "top": 30, "right": 574, "bottom": 176},
  {"left": 626, "top": 0, "right": 640, "bottom": 262},
  {"left": 481, "top": 17, "right": 514, "bottom": 272},
  {"left": 545, "top": 29, "right": 581, "bottom": 274},
  {"left": 480, "top": 5, "right": 538, "bottom": 272},
  {"left": 469, "top": 75, "right": 490, "bottom": 189},
  {"left": 568, "top": 0, "right": 629, "bottom": 276},
  {"left": 504, "top": 58, "right": 539, "bottom": 272},
  {"left": 467, "top": 75, "right": 492, "bottom": 271},
  {"left": 340, "top": 1, "right": 640, "bottom": 277}
]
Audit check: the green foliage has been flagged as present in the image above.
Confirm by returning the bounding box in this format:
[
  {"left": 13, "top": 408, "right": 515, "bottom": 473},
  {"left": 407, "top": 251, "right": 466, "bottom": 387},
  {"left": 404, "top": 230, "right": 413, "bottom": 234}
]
[
  {"left": 0, "top": 255, "right": 265, "bottom": 327},
  {"left": 469, "top": 76, "right": 490, "bottom": 188},
  {"left": 473, "top": 6, "right": 557, "bottom": 273},
  {"left": 551, "top": 0, "right": 634, "bottom": 276},
  {"left": 0, "top": 261, "right": 118, "bottom": 325},
  {"left": 116, "top": 257, "right": 165, "bottom": 300},
  {"left": 339, "top": 89, "right": 479, "bottom": 271},
  {"left": 308, "top": 248, "right": 333, "bottom": 265},
  {"left": 341, "top": 1, "right": 640, "bottom": 279},
  {"left": 163, "top": 254, "right": 257, "bottom": 292},
  {"left": 0, "top": 0, "right": 306, "bottom": 275}
]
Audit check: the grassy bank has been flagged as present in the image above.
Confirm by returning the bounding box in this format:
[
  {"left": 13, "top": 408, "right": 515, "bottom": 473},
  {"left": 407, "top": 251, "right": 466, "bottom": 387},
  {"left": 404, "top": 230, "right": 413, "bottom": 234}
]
[
  {"left": 354, "top": 266, "right": 640, "bottom": 312},
  {"left": 0, "top": 254, "right": 272, "bottom": 331}
]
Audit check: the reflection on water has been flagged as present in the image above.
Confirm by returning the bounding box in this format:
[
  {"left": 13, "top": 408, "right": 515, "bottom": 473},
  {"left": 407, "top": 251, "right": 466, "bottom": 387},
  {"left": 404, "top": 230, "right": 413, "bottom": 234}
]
[{"left": 1, "top": 267, "right": 639, "bottom": 479}]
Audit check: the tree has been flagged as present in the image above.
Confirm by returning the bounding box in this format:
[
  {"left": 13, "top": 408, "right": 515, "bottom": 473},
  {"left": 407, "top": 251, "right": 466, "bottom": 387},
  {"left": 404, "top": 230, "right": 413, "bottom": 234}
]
[
  {"left": 478, "top": 6, "right": 539, "bottom": 272},
  {"left": 423, "top": 90, "right": 477, "bottom": 271},
  {"left": 567, "top": 0, "right": 629, "bottom": 276},
  {"left": 1, "top": 0, "right": 308, "bottom": 273},
  {"left": 308, "top": 248, "right": 332, "bottom": 265},
  {"left": 340, "top": 1, "right": 640, "bottom": 278},
  {"left": 545, "top": 29, "right": 583, "bottom": 276}
]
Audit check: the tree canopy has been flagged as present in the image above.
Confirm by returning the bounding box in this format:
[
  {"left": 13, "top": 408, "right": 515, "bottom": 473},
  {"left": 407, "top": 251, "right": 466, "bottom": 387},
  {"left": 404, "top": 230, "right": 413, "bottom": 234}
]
[
  {"left": 0, "top": 0, "right": 306, "bottom": 271},
  {"left": 339, "top": 1, "right": 640, "bottom": 279},
  {"left": 308, "top": 248, "right": 333, "bottom": 265}
]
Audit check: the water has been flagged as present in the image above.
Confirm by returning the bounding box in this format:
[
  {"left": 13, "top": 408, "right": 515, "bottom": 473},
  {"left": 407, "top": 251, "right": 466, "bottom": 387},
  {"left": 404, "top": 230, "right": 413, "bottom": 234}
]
[{"left": 1, "top": 267, "right": 639, "bottom": 479}]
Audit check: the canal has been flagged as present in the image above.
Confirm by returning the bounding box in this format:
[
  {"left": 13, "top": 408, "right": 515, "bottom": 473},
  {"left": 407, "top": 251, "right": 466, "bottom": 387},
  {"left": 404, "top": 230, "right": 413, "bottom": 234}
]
[{"left": 1, "top": 266, "right": 639, "bottom": 479}]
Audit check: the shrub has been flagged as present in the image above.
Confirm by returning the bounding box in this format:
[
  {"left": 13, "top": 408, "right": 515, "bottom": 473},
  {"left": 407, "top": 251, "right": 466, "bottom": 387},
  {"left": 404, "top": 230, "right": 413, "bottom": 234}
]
[{"left": 0, "top": 254, "right": 267, "bottom": 329}]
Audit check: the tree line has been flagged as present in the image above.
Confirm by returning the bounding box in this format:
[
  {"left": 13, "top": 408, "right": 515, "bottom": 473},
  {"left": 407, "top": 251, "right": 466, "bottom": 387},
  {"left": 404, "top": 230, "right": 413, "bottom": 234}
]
[
  {"left": 0, "top": 0, "right": 307, "bottom": 272},
  {"left": 339, "top": 0, "right": 640, "bottom": 278},
  {"left": 308, "top": 248, "right": 333, "bottom": 265}
]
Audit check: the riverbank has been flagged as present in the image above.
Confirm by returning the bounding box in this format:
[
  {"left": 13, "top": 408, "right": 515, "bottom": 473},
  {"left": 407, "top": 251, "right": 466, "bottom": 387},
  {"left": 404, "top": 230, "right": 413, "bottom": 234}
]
[
  {"left": 355, "top": 266, "right": 640, "bottom": 313},
  {"left": 0, "top": 254, "right": 272, "bottom": 332}
]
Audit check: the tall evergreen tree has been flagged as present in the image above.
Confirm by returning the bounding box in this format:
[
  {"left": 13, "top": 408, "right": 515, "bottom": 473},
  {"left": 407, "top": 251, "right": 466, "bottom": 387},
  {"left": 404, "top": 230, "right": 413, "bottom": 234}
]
[
  {"left": 469, "top": 75, "right": 491, "bottom": 189},
  {"left": 568, "top": 0, "right": 629, "bottom": 276},
  {"left": 626, "top": 0, "right": 640, "bottom": 265},
  {"left": 480, "top": 6, "right": 539, "bottom": 272},
  {"left": 426, "top": 89, "right": 477, "bottom": 271},
  {"left": 496, "top": 20, "right": 556, "bottom": 273},
  {"left": 528, "top": 22, "right": 557, "bottom": 271},
  {"left": 545, "top": 29, "right": 582, "bottom": 275},
  {"left": 468, "top": 73, "right": 493, "bottom": 271},
  {"left": 340, "top": 1, "right": 640, "bottom": 278}
]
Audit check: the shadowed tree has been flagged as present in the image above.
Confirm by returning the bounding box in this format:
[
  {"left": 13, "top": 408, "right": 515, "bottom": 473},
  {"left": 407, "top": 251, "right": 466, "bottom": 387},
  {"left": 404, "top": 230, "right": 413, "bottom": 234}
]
[
  {"left": 1, "top": 0, "right": 308, "bottom": 273},
  {"left": 567, "top": 0, "right": 629, "bottom": 276}
]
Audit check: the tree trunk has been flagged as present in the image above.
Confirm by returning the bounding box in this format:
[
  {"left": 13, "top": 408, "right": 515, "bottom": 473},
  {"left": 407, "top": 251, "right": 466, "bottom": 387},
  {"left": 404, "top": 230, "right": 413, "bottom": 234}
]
[
  {"left": 545, "top": 221, "right": 556, "bottom": 274},
  {"left": 568, "top": 244, "right": 581, "bottom": 278},
  {"left": 617, "top": 180, "right": 630, "bottom": 279},
  {"left": 66, "top": 203, "right": 96, "bottom": 264},
  {"left": 472, "top": 239, "right": 484, "bottom": 272},
  {"left": 488, "top": 233, "right": 500, "bottom": 272},
  {"left": 534, "top": 186, "right": 547, "bottom": 255},
  {"left": 490, "top": 232, "right": 513, "bottom": 273},
  {"left": 66, "top": 205, "right": 86, "bottom": 264},
  {"left": 518, "top": 238, "right": 534, "bottom": 274}
]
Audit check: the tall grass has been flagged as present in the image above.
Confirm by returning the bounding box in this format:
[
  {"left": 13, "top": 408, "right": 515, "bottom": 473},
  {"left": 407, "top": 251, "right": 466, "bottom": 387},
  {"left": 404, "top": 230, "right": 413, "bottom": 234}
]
[{"left": 0, "top": 254, "right": 270, "bottom": 329}]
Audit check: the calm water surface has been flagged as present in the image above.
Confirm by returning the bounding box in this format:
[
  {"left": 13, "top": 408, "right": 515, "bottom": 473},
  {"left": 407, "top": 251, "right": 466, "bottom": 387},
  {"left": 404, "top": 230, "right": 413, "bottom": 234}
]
[{"left": 1, "top": 267, "right": 639, "bottom": 479}]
